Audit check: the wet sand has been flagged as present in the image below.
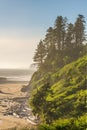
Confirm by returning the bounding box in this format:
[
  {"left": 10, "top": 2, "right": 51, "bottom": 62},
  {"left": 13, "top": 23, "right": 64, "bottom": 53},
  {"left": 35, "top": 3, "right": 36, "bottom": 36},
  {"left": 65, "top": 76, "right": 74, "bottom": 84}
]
[{"left": 0, "top": 83, "right": 36, "bottom": 130}]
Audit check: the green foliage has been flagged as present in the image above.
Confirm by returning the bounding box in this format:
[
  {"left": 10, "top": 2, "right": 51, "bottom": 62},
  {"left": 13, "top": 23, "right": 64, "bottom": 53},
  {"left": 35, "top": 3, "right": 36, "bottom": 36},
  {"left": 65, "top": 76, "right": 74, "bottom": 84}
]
[
  {"left": 29, "top": 14, "right": 87, "bottom": 130},
  {"left": 33, "top": 14, "right": 86, "bottom": 70},
  {"left": 30, "top": 55, "right": 87, "bottom": 126},
  {"left": 74, "top": 14, "right": 85, "bottom": 46},
  {"left": 38, "top": 115, "right": 87, "bottom": 130},
  {"left": 33, "top": 40, "right": 46, "bottom": 68},
  {"left": 30, "top": 83, "right": 52, "bottom": 118}
]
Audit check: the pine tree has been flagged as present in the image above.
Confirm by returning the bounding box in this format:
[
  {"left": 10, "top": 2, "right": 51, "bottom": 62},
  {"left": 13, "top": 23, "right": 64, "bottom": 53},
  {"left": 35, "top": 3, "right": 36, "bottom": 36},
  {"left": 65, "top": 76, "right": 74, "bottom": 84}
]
[
  {"left": 74, "top": 14, "right": 85, "bottom": 47},
  {"left": 44, "top": 27, "right": 56, "bottom": 53},
  {"left": 33, "top": 14, "right": 86, "bottom": 70},
  {"left": 54, "top": 16, "right": 67, "bottom": 50},
  {"left": 43, "top": 27, "right": 57, "bottom": 70},
  {"left": 33, "top": 40, "right": 46, "bottom": 68},
  {"left": 65, "top": 23, "right": 74, "bottom": 48}
]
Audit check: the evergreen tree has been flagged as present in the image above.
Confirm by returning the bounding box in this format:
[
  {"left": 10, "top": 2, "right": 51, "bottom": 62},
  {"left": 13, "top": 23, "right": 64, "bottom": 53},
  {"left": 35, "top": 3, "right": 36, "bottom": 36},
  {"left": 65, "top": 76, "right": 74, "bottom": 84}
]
[
  {"left": 33, "top": 14, "right": 86, "bottom": 70},
  {"left": 54, "top": 16, "right": 67, "bottom": 50},
  {"left": 44, "top": 27, "right": 56, "bottom": 53},
  {"left": 65, "top": 23, "right": 74, "bottom": 48},
  {"left": 33, "top": 40, "right": 46, "bottom": 68},
  {"left": 43, "top": 27, "right": 57, "bottom": 70},
  {"left": 74, "top": 14, "right": 85, "bottom": 47}
]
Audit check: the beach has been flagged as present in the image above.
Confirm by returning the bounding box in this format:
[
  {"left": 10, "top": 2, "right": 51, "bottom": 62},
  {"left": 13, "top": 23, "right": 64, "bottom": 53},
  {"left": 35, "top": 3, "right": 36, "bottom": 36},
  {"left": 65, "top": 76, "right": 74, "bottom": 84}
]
[{"left": 0, "top": 83, "right": 36, "bottom": 130}]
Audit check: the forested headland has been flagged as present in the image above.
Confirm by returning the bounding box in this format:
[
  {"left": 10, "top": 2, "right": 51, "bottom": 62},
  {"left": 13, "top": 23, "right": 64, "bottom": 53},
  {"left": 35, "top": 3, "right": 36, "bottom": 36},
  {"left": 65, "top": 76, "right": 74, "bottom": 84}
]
[{"left": 28, "top": 14, "right": 87, "bottom": 130}]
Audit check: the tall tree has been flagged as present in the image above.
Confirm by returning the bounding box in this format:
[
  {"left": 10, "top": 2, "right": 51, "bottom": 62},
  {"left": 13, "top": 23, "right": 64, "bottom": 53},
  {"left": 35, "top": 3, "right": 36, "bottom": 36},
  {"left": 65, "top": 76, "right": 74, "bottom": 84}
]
[
  {"left": 74, "top": 14, "right": 85, "bottom": 47},
  {"left": 43, "top": 27, "right": 57, "bottom": 70},
  {"left": 44, "top": 27, "right": 56, "bottom": 53},
  {"left": 54, "top": 16, "right": 67, "bottom": 50},
  {"left": 33, "top": 40, "right": 46, "bottom": 68},
  {"left": 65, "top": 23, "right": 74, "bottom": 48}
]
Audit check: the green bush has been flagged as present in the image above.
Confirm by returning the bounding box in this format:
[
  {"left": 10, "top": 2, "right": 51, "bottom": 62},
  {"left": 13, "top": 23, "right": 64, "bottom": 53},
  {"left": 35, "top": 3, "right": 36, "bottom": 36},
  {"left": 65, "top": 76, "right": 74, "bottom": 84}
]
[{"left": 38, "top": 116, "right": 87, "bottom": 130}]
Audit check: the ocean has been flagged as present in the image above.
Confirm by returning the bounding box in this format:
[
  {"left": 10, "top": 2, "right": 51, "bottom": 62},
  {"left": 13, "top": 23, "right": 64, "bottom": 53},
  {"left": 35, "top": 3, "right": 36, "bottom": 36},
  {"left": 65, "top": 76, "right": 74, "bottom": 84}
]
[{"left": 0, "top": 69, "right": 34, "bottom": 84}]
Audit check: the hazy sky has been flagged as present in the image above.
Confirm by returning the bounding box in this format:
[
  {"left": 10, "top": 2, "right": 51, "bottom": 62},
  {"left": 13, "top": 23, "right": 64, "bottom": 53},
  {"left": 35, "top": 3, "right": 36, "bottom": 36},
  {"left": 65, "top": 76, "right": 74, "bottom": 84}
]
[{"left": 0, "top": 0, "right": 87, "bottom": 69}]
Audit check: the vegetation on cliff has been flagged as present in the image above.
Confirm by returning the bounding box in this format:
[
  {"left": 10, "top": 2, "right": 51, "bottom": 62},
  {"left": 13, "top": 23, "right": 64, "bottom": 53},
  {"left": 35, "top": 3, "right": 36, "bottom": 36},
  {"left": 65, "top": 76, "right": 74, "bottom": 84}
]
[{"left": 28, "top": 14, "right": 87, "bottom": 130}]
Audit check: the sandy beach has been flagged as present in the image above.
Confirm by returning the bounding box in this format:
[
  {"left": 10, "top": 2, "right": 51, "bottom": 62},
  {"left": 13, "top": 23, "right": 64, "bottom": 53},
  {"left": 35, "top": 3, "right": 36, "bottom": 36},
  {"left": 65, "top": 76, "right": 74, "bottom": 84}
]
[{"left": 0, "top": 83, "right": 36, "bottom": 130}]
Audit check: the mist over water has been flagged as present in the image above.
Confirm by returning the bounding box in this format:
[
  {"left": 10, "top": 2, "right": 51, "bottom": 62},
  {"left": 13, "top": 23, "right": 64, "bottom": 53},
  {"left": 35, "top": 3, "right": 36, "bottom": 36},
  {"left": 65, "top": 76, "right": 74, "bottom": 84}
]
[{"left": 0, "top": 69, "right": 34, "bottom": 83}]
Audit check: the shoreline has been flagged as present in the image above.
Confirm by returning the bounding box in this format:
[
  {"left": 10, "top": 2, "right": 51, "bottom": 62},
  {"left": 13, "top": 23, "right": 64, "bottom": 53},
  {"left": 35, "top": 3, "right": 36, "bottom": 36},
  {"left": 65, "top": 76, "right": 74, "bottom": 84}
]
[
  {"left": 0, "top": 83, "right": 36, "bottom": 129},
  {"left": 0, "top": 77, "right": 29, "bottom": 84}
]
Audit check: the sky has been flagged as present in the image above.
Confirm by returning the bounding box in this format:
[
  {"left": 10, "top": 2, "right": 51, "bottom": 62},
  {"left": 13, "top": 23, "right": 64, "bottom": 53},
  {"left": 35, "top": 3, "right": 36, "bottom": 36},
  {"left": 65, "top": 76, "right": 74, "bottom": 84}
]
[{"left": 0, "top": 0, "right": 87, "bottom": 69}]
